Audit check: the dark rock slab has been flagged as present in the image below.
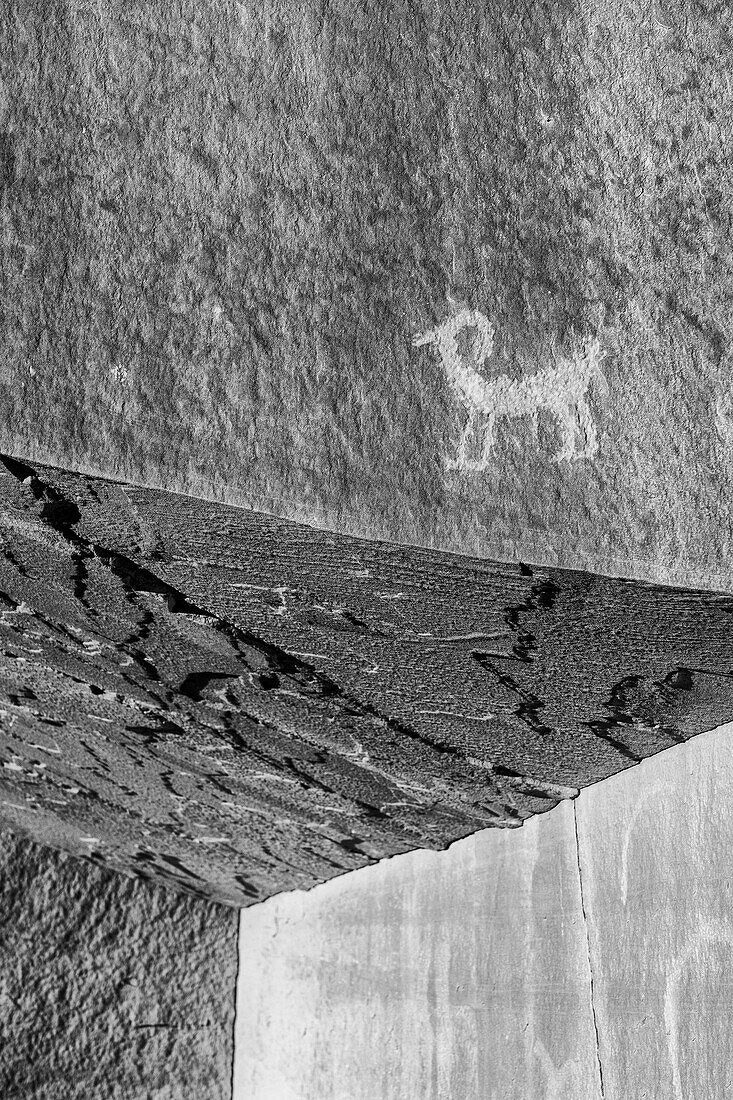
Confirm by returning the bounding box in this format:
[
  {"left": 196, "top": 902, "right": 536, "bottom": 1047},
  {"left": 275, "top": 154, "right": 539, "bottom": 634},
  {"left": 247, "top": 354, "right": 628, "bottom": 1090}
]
[
  {"left": 1, "top": 454, "right": 733, "bottom": 905},
  {"left": 0, "top": 0, "right": 732, "bottom": 589},
  {"left": 0, "top": 827, "right": 236, "bottom": 1100}
]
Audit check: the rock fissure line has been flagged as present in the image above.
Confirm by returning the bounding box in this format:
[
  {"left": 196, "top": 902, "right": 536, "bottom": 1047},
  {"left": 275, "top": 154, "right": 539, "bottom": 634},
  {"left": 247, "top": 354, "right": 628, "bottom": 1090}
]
[
  {"left": 573, "top": 801, "right": 605, "bottom": 1099},
  {"left": 0, "top": 453, "right": 466, "bottom": 766},
  {"left": 470, "top": 577, "right": 561, "bottom": 737},
  {"left": 4, "top": 452, "right": 733, "bottom": 905}
]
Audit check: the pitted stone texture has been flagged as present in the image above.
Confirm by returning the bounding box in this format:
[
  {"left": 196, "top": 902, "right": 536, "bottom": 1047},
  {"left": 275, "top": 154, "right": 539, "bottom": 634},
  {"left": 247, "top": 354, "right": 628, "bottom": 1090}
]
[
  {"left": 0, "top": 1, "right": 732, "bottom": 589},
  {"left": 0, "top": 828, "right": 236, "bottom": 1100},
  {"left": 2, "top": 456, "right": 733, "bottom": 906}
]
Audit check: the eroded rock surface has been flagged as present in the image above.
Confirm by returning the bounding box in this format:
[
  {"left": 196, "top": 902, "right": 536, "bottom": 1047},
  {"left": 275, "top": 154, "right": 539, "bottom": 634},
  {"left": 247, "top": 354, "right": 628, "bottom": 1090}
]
[
  {"left": 2, "top": 455, "right": 733, "bottom": 905},
  {"left": 1, "top": 0, "right": 732, "bottom": 588},
  {"left": 0, "top": 827, "right": 236, "bottom": 1100}
]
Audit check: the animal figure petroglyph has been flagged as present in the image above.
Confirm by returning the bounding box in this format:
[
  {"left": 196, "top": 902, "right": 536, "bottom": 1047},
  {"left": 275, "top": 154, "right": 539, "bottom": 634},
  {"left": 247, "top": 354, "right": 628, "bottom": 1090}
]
[
  {"left": 412, "top": 308, "right": 607, "bottom": 470},
  {"left": 715, "top": 392, "right": 733, "bottom": 447}
]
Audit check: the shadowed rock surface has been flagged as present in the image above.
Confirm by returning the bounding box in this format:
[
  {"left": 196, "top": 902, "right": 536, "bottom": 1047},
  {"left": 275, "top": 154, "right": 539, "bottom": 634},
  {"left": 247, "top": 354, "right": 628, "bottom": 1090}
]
[
  {"left": 0, "top": 827, "right": 237, "bottom": 1100},
  {"left": 2, "top": 454, "right": 733, "bottom": 906},
  {"left": 1, "top": 0, "right": 732, "bottom": 589}
]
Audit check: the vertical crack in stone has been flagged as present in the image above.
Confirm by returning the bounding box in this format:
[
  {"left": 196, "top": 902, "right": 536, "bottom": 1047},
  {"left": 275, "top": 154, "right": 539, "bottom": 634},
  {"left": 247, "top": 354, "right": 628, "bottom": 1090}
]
[
  {"left": 230, "top": 917, "right": 241, "bottom": 1100},
  {"left": 573, "top": 801, "right": 605, "bottom": 1099}
]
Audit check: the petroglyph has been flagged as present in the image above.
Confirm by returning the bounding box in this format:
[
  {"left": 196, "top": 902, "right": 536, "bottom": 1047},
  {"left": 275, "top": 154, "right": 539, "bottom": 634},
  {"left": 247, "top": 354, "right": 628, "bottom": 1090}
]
[
  {"left": 413, "top": 308, "right": 607, "bottom": 471},
  {"left": 714, "top": 392, "right": 733, "bottom": 447},
  {"left": 0, "top": 76, "right": 10, "bottom": 123}
]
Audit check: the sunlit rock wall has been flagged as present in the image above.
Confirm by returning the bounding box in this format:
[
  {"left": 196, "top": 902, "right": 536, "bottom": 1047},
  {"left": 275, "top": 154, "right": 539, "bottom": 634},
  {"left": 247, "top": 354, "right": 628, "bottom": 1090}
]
[
  {"left": 236, "top": 720, "right": 733, "bottom": 1099},
  {"left": 0, "top": 0, "right": 731, "bottom": 588}
]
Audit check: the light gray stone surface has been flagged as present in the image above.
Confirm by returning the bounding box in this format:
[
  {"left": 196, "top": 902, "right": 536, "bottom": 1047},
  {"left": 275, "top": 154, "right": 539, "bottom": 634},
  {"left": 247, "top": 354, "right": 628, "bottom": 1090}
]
[
  {"left": 576, "top": 720, "right": 733, "bottom": 1099},
  {"left": 236, "top": 800, "right": 602, "bottom": 1100},
  {"left": 235, "top": 720, "right": 733, "bottom": 1099},
  {"left": 0, "top": 827, "right": 237, "bottom": 1100},
  {"left": 1, "top": 0, "right": 732, "bottom": 589}
]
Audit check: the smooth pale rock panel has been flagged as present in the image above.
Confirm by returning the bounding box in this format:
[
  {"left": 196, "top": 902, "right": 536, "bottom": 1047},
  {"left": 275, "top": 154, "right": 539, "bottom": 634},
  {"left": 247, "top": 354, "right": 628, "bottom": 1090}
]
[
  {"left": 235, "top": 801, "right": 603, "bottom": 1100},
  {"left": 1, "top": 0, "right": 733, "bottom": 590},
  {"left": 575, "top": 720, "right": 733, "bottom": 1100},
  {"left": 0, "top": 827, "right": 237, "bottom": 1100},
  {"left": 236, "top": 723, "right": 733, "bottom": 1099}
]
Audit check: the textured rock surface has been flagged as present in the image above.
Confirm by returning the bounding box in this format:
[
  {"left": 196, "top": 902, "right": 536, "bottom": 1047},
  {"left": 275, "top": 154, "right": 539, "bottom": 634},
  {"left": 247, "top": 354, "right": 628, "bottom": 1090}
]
[
  {"left": 235, "top": 721, "right": 733, "bottom": 1100},
  {"left": 0, "top": 827, "right": 237, "bottom": 1100},
  {"left": 1, "top": 1, "right": 732, "bottom": 588},
  {"left": 3, "top": 453, "right": 733, "bottom": 905}
]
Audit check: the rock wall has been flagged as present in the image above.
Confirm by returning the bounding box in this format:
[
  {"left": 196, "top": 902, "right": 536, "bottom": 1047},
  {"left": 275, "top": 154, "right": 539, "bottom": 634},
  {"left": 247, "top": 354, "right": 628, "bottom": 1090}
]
[
  {"left": 1, "top": 0, "right": 732, "bottom": 588},
  {"left": 3, "top": 454, "right": 733, "bottom": 906},
  {"left": 0, "top": 828, "right": 237, "bottom": 1100}
]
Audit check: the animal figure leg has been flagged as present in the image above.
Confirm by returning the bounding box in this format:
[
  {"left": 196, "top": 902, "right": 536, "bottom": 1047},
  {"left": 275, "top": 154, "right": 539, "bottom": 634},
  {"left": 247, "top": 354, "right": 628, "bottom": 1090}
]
[
  {"left": 446, "top": 410, "right": 496, "bottom": 472},
  {"left": 578, "top": 395, "right": 599, "bottom": 458},
  {"left": 476, "top": 412, "right": 497, "bottom": 470},
  {"left": 552, "top": 399, "right": 579, "bottom": 463},
  {"left": 445, "top": 411, "right": 473, "bottom": 471},
  {"left": 552, "top": 395, "right": 598, "bottom": 462}
]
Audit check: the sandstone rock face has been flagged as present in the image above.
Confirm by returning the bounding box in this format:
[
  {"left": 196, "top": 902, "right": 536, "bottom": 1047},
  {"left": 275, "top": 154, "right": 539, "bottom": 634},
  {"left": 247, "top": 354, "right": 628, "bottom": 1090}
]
[
  {"left": 3, "top": 453, "right": 733, "bottom": 906},
  {"left": 0, "top": 0, "right": 731, "bottom": 588},
  {"left": 0, "top": 828, "right": 237, "bottom": 1100},
  {"left": 235, "top": 721, "right": 733, "bottom": 1100}
]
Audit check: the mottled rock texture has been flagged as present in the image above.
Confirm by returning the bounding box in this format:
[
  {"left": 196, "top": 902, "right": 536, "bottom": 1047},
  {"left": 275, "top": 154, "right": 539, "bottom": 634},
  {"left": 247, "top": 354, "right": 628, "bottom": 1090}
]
[
  {"left": 0, "top": 827, "right": 237, "bottom": 1100},
  {"left": 0, "top": 0, "right": 731, "bottom": 588},
  {"left": 2, "top": 454, "right": 733, "bottom": 905}
]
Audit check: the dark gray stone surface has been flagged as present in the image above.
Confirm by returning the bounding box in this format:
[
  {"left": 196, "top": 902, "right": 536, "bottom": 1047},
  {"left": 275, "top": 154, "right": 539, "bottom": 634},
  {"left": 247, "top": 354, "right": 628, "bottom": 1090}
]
[
  {"left": 0, "top": 827, "right": 237, "bottom": 1100},
  {"left": 0, "top": 0, "right": 732, "bottom": 589},
  {"left": 2, "top": 454, "right": 733, "bottom": 906}
]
